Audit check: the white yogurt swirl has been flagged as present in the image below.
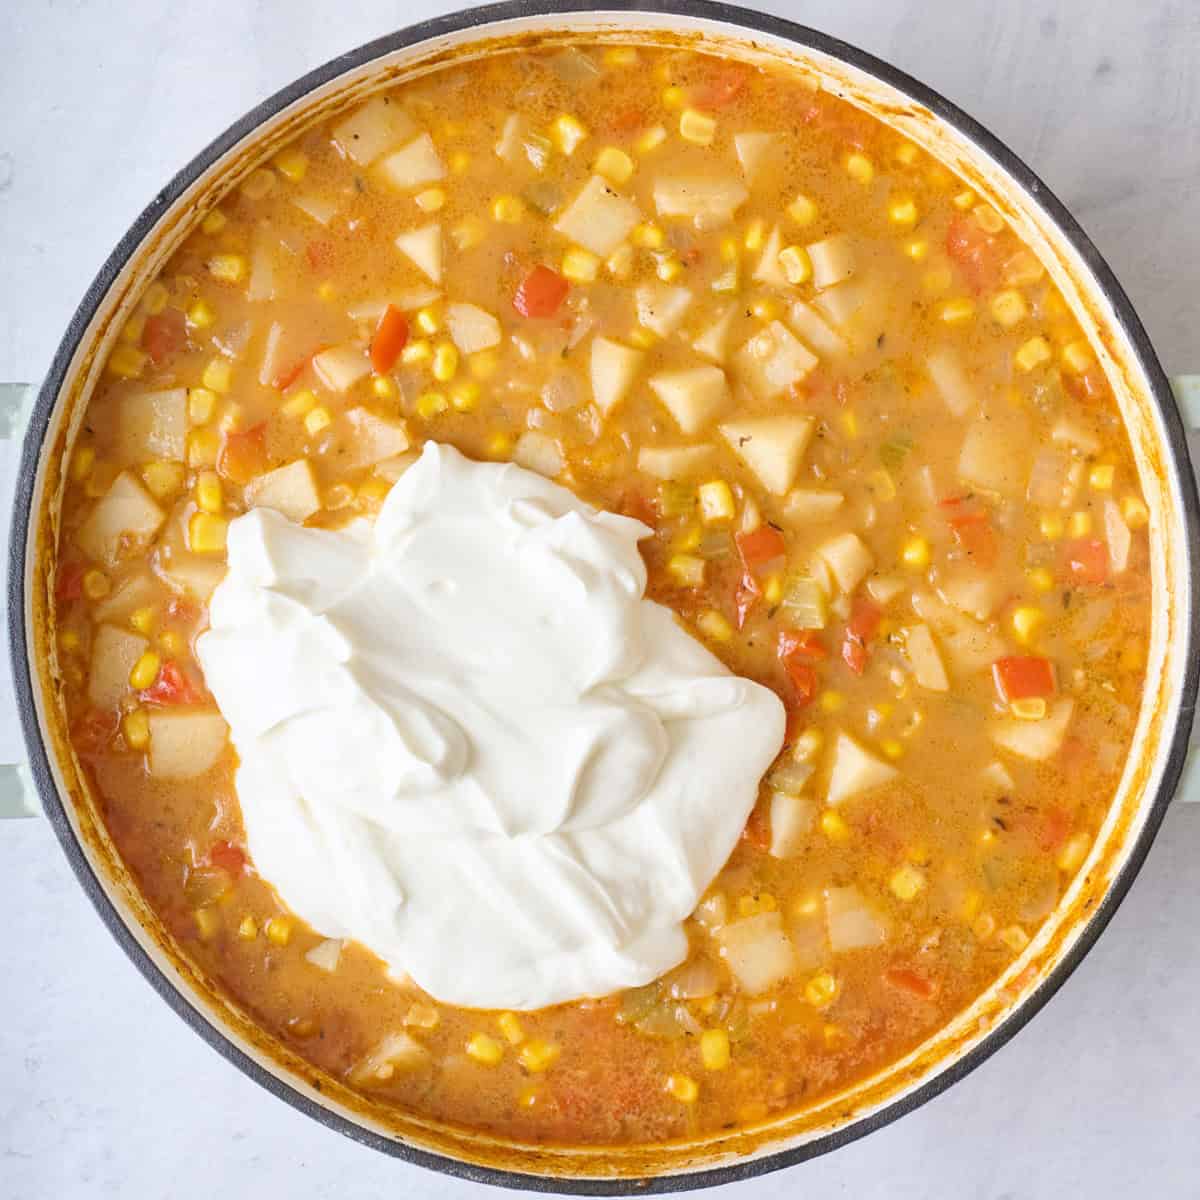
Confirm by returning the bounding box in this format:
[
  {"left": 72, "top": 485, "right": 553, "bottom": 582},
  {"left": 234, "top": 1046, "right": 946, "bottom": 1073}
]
[{"left": 197, "top": 442, "right": 785, "bottom": 1009}]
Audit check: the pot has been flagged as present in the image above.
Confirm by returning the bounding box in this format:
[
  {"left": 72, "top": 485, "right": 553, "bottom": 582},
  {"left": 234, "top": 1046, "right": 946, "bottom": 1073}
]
[{"left": 3, "top": 2, "right": 1199, "bottom": 1190}]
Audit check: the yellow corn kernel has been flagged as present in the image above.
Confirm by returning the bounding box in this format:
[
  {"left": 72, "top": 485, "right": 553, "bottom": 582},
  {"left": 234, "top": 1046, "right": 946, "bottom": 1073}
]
[
  {"left": 414, "top": 306, "right": 441, "bottom": 335},
  {"left": 201, "top": 358, "right": 232, "bottom": 394},
  {"left": 1089, "top": 463, "right": 1115, "bottom": 491},
  {"left": 710, "top": 266, "right": 738, "bottom": 294},
  {"left": 200, "top": 209, "right": 227, "bottom": 235},
  {"left": 1121, "top": 495, "right": 1149, "bottom": 529},
  {"left": 404, "top": 1003, "right": 440, "bottom": 1030},
  {"left": 70, "top": 444, "right": 96, "bottom": 484},
  {"left": 714, "top": 236, "right": 737, "bottom": 265},
  {"left": 696, "top": 610, "right": 733, "bottom": 643},
  {"left": 1069, "top": 510, "right": 1093, "bottom": 538},
  {"left": 303, "top": 405, "right": 333, "bottom": 437},
  {"left": 82, "top": 568, "right": 110, "bottom": 601},
  {"left": 763, "top": 574, "right": 783, "bottom": 606},
  {"left": 819, "top": 690, "right": 845, "bottom": 714},
  {"left": 779, "top": 245, "right": 812, "bottom": 285},
  {"left": 667, "top": 554, "right": 705, "bottom": 588},
  {"left": 889, "top": 863, "right": 926, "bottom": 902},
  {"left": 939, "top": 297, "right": 976, "bottom": 324},
  {"left": 120, "top": 314, "right": 146, "bottom": 345},
  {"left": 129, "top": 651, "right": 161, "bottom": 691},
  {"left": 139, "top": 282, "right": 168, "bottom": 317},
  {"left": 107, "top": 344, "right": 147, "bottom": 379},
  {"left": 466, "top": 1033, "right": 504, "bottom": 1066},
  {"left": 129, "top": 606, "right": 158, "bottom": 636},
  {"left": 431, "top": 341, "right": 459, "bottom": 383},
  {"left": 887, "top": 195, "right": 919, "bottom": 227},
  {"left": 356, "top": 477, "right": 391, "bottom": 506},
  {"left": 450, "top": 380, "right": 480, "bottom": 412},
  {"left": 840, "top": 410, "right": 860, "bottom": 439},
  {"left": 880, "top": 737, "right": 905, "bottom": 761},
  {"left": 805, "top": 971, "right": 839, "bottom": 1008},
  {"left": 605, "top": 243, "right": 634, "bottom": 280},
  {"left": 655, "top": 256, "right": 683, "bottom": 282},
  {"left": 414, "top": 187, "right": 445, "bottom": 213},
  {"left": 561, "top": 246, "right": 601, "bottom": 283},
  {"left": 1057, "top": 832, "right": 1092, "bottom": 873},
  {"left": 1039, "top": 512, "right": 1065, "bottom": 540},
  {"left": 371, "top": 375, "right": 397, "bottom": 401},
  {"left": 273, "top": 148, "right": 308, "bottom": 182},
  {"left": 207, "top": 253, "right": 247, "bottom": 284},
  {"left": 1010, "top": 604, "right": 1045, "bottom": 647},
  {"left": 451, "top": 216, "right": 486, "bottom": 252},
  {"left": 324, "top": 482, "right": 354, "bottom": 511},
  {"left": 973, "top": 912, "right": 997, "bottom": 941},
  {"left": 142, "top": 460, "right": 185, "bottom": 499},
  {"left": 894, "top": 140, "right": 919, "bottom": 166},
  {"left": 1061, "top": 339, "right": 1094, "bottom": 375},
  {"left": 793, "top": 729, "right": 823, "bottom": 764},
  {"left": 195, "top": 471, "right": 223, "bottom": 514},
  {"left": 122, "top": 708, "right": 150, "bottom": 751},
  {"left": 58, "top": 629, "right": 82, "bottom": 654},
  {"left": 697, "top": 480, "right": 735, "bottom": 524},
  {"left": 990, "top": 289, "right": 1028, "bottom": 328},
  {"left": 400, "top": 340, "right": 432, "bottom": 366},
  {"left": 240, "top": 168, "right": 276, "bottom": 200},
  {"left": 194, "top": 907, "right": 221, "bottom": 940},
  {"left": 661, "top": 85, "right": 687, "bottom": 110},
  {"left": 594, "top": 146, "right": 634, "bottom": 185},
  {"left": 1027, "top": 566, "right": 1055, "bottom": 593},
  {"left": 603, "top": 46, "right": 638, "bottom": 67},
  {"left": 1015, "top": 335, "right": 1053, "bottom": 372},
  {"left": 819, "top": 809, "right": 850, "bottom": 843},
  {"left": 497, "top": 1012, "right": 525, "bottom": 1045},
  {"left": 743, "top": 218, "right": 766, "bottom": 252},
  {"left": 265, "top": 916, "right": 293, "bottom": 947},
  {"left": 416, "top": 391, "right": 448, "bottom": 420},
  {"left": 466, "top": 351, "right": 498, "bottom": 382},
  {"left": 634, "top": 124, "right": 668, "bottom": 155},
  {"left": 845, "top": 152, "right": 874, "bottom": 184},
  {"left": 700, "top": 1028, "right": 731, "bottom": 1071},
  {"left": 157, "top": 631, "right": 184, "bottom": 657},
  {"left": 952, "top": 189, "right": 976, "bottom": 210},
  {"left": 518, "top": 1039, "right": 561, "bottom": 1073},
  {"left": 904, "top": 238, "right": 929, "bottom": 262},
  {"left": 484, "top": 432, "right": 513, "bottom": 459},
  {"left": 674, "top": 524, "right": 702, "bottom": 553},
  {"left": 183, "top": 389, "right": 216, "bottom": 428},
  {"left": 217, "top": 402, "right": 243, "bottom": 434},
  {"left": 188, "top": 512, "right": 228, "bottom": 555},
  {"left": 679, "top": 108, "right": 716, "bottom": 147},
  {"left": 630, "top": 223, "right": 665, "bottom": 251},
  {"left": 317, "top": 280, "right": 338, "bottom": 302},
  {"left": 900, "top": 536, "right": 931, "bottom": 570},
  {"left": 491, "top": 194, "right": 526, "bottom": 223},
  {"left": 280, "top": 389, "right": 316, "bottom": 419},
  {"left": 550, "top": 113, "right": 588, "bottom": 155},
  {"left": 237, "top": 915, "right": 258, "bottom": 940},
  {"left": 787, "top": 194, "right": 818, "bottom": 226},
  {"left": 998, "top": 925, "right": 1030, "bottom": 953},
  {"left": 628, "top": 326, "right": 659, "bottom": 350},
  {"left": 960, "top": 890, "right": 983, "bottom": 923},
  {"left": 1011, "top": 697, "right": 1047, "bottom": 721},
  {"left": 972, "top": 204, "right": 1003, "bottom": 233},
  {"left": 666, "top": 1074, "right": 698, "bottom": 1104}
]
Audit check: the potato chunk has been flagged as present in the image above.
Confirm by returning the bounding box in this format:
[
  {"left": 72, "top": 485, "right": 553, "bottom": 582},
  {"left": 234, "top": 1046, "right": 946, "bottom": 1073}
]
[
  {"left": 87, "top": 624, "right": 149, "bottom": 710},
  {"left": 312, "top": 344, "right": 372, "bottom": 394},
  {"left": 147, "top": 710, "right": 229, "bottom": 779},
  {"left": 991, "top": 699, "right": 1074, "bottom": 762},
  {"left": 554, "top": 176, "right": 640, "bottom": 257},
  {"left": 394, "top": 223, "right": 442, "bottom": 283},
  {"left": 245, "top": 460, "right": 322, "bottom": 524},
  {"left": 378, "top": 133, "right": 445, "bottom": 190},
  {"left": 119, "top": 389, "right": 187, "bottom": 462},
  {"left": 332, "top": 96, "right": 416, "bottom": 166},
  {"left": 733, "top": 321, "right": 818, "bottom": 399},
  {"left": 815, "top": 531, "right": 874, "bottom": 594},
  {"left": 342, "top": 409, "right": 411, "bottom": 469},
  {"left": 719, "top": 415, "right": 814, "bottom": 496},
  {"left": 590, "top": 337, "right": 643, "bottom": 415},
  {"left": 826, "top": 732, "right": 897, "bottom": 807},
  {"left": 716, "top": 911, "right": 797, "bottom": 994},
  {"left": 636, "top": 445, "right": 716, "bottom": 480},
  {"left": 445, "top": 303, "right": 501, "bottom": 355},
  {"left": 652, "top": 175, "right": 748, "bottom": 223},
  {"left": 76, "top": 472, "right": 165, "bottom": 568},
  {"left": 649, "top": 366, "right": 728, "bottom": 434}
]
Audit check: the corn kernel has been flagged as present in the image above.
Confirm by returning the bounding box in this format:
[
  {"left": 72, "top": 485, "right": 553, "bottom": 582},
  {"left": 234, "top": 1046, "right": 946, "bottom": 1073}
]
[
  {"left": 960, "top": 890, "right": 983, "bottom": 922},
  {"left": 120, "top": 314, "right": 145, "bottom": 345},
  {"left": 779, "top": 245, "right": 812, "bottom": 285},
  {"left": 1069, "top": 510, "right": 1093, "bottom": 537},
  {"left": 217, "top": 402, "right": 243, "bottom": 434},
  {"left": 129, "top": 651, "right": 161, "bottom": 690},
  {"left": 404, "top": 1003, "right": 440, "bottom": 1030},
  {"left": 655, "top": 255, "right": 683, "bottom": 282},
  {"left": 304, "top": 405, "right": 333, "bottom": 437},
  {"left": 357, "top": 478, "right": 391, "bottom": 506},
  {"left": 747, "top": 298, "right": 779, "bottom": 322},
  {"left": 894, "top": 141, "right": 919, "bottom": 166},
  {"left": 889, "top": 863, "right": 926, "bottom": 901},
  {"left": 237, "top": 915, "right": 258, "bottom": 940},
  {"left": 432, "top": 341, "right": 459, "bottom": 383},
  {"left": 819, "top": 690, "right": 845, "bottom": 713},
  {"left": 195, "top": 471, "right": 223, "bottom": 514},
  {"left": 518, "top": 1039, "right": 561, "bottom": 1073},
  {"left": 491, "top": 194, "right": 526, "bottom": 223},
  {"left": 401, "top": 339, "right": 432, "bottom": 366},
  {"left": 550, "top": 114, "right": 588, "bottom": 155},
  {"left": 273, "top": 149, "right": 308, "bottom": 182},
  {"left": 1040, "top": 512, "right": 1065, "bottom": 540},
  {"left": 710, "top": 266, "right": 738, "bottom": 294},
  {"left": 697, "top": 480, "right": 735, "bottom": 524},
  {"left": 561, "top": 246, "right": 601, "bottom": 283},
  {"left": 887, "top": 195, "right": 919, "bottom": 227},
  {"left": 845, "top": 152, "right": 874, "bottom": 184},
  {"left": 901, "top": 536, "right": 931, "bottom": 570},
  {"left": 805, "top": 971, "right": 839, "bottom": 1008},
  {"left": 157, "top": 631, "right": 184, "bottom": 657},
  {"left": 634, "top": 124, "right": 668, "bottom": 155},
  {"left": 594, "top": 146, "right": 634, "bottom": 185},
  {"left": 70, "top": 444, "right": 96, "bottom": 483},
  {"left": 1027, "top": 566, "right": 1055, "bottom": 593},
  {"left": 265, "top": 916, "right": 293, "bottom": 946},
  {"left": 952, "top": 189, "right": 976, "bottom": 210},
  {"left": 414, "top": 306, "right": 441, "bottom": 336},
  {"left": 718, "top": 235, "right": 739, "bottom": 263},
  {"left": 126, "top": 607, "right": 158, "bottom": 639},
  {"left": 679, "top": 108, "right": 716, "bottom": 147},
  {"left": 122, "top": 708, "right": 150, "bottom": 751},
  {"left": 188, "top": 511, "right": 228, "bottom": 555},
  {"left": 200, "top": 209, "right": 227, "bottom": 235},
  {"left": 372, "top": 374, "right": 397, "bottom": 400},
  {"left": 241, "top": 168, "right": 276, "bottom": 200},
  {"left": 696, "top": 610, "right": 733, "bottom": 643},
  {"left": 280, "top": 389, "right": 317, "bottom": 419},
  {"left": 1011, "top": 606, "right": 1044, "bottom": 646},
  {"left": 973, "top": 913, "right": 997, "bottom": 941},
  {"left": 1015, "top": 335, "right": 1052, "bottom": 372},
  {"left": 991, "top": 289, "right": 1028, "bottom": 328},
  {"left": 661, "top": 85, "right": 687, "bottom": 110},
  {"left": 107, "top": 344, "right": 147, "bottom": 379},
  {"left": 496, "top": 1012, "right": 525, "bottom": 1045},
  {"left": 763, "top": 574, "right": 783, "bottom": 606},
  {"left": 667, "top": 554, "right": 705, "bottom": 588},
  {"left": 1011, "top": 697, "right": 1047, "bottom": 720},
  {"left": 450, "top": 380, "right": 480, "bottom": 412},
  {"left": 922, "top": 265, "right": 952, "bottom": 294},
  {"left": 207, "top": 254, "right": 247, "bottom": 284},
  {"left": 1061, "top": 339, "right": 1094, "bottom": 375},
  {"left": 1121, "top": 495, "right": 1149, "bottom": 529},
  {"left": 743, "top": 219, "right": 766, "bottom": 252},
  {"left": 666, "top": 1073, "right": 698, "bottom": 1104},
  {"left": 451, "top": 216, "right": 486, "bottom": 251},
  {"left": 324, "top": 482, "right": 354, "bottom": 511},
  {"left": 484, "top": 432, "right": 513, "bottom": 459},
  {"left": 82, "top": 568, "right": 110, "bottom": 600},
  {"left": 606, "top": 243, "right": 634, "bottom": 279},
  {"left": 904, "top": 238, "right": 929, "bottom": 262},
  {"left": 793, "top": 729, "right": 823, "bottom": 762},
  {"left": 939, "top": 297, "right": 976, "bottom": 324},
  {"left": 142, "top": 460, "right": 186, "bottom": 499},
  {"left": 998, "top": 925, "right": 1030, "bottom": 953},
  {"left": 414, "top": 187, "right": 445, "bottom": 213},
  {"left": 449, "top": 150, "right": 471, "bottom": 175},
  {"left": 629, "top": 326, "right": 658, "bottom": 350},
  {"left": 416, "top": 391, "right": 448, "bottom": 419},
  {"left": 603, "top": 46, "right": 638, "bottom": 67},
  {"left": 816, "top": 809, "right": 848, "bottom": 843},
  {"left": 840, "top": 410, "right": 860, "bottom": 439},
  {"left": 59, "top": 629, "right": 82, "bottom": 654},
  {"left": 1057, "top": 832, "right": 1092, "bottom": 873},
  {"left": 787, "top": 194, "right": 818, "bottom": 226},
  {"left": 629, "top": 223, "right": 665, "bottom": 252},
  {"left": 194, "top": 907, "right": 221, "bottom": 940},
  {"left": 880, "top": 737, "right": 904, "bottom": 760},
  {"left": 467, "top": 351, "right": 498, "bottom": 381},
  {"left": 201, "top": 359, "right": 232, "bottom": 394},
  {"left": 466, "top": 1033, "right": 504, "bottom": 1066},
  {"left": 137, "top": 283, "right": 168, "bottom": 319},
  {"left": 700, "top": 1028, "right": 731, "bottom": 1071}
]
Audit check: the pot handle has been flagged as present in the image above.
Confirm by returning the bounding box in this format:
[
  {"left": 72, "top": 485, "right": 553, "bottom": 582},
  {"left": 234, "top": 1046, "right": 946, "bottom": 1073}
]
[
  {"left": 1170, "top": 375, "right": 1200, "bottom": 803},
  {"left": 0, "top": 383, "right": 38, "bottom": 817}
]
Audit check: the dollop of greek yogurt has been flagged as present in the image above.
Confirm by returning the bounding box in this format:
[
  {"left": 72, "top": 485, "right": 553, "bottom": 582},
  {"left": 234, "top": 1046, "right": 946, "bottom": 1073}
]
[{"left": 197, "top": 442, "right": 785, "bottom": 1009}]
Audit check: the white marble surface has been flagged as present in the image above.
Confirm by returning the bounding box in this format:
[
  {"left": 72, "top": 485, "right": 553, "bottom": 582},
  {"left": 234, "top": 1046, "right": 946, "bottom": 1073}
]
[{"left": 2, "top": 1, "right": 1199, "bottom": 1196}]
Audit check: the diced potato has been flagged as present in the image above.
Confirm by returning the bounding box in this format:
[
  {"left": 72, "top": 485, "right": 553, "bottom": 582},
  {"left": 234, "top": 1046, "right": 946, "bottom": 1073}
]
[
  {"left": 332, "top": 95, "right": 416, "bottom": 166},
  {"left": 635, "top": 282, "right": 694, "bottom": 337},
  {"left": 553, "top": 176, "right": 640, "bottom": 257},
  {"left": 342, "top": 409, "right": 411, "bottom": 469},
  {"left": 980, "top": 759, "right": 1016, "bottom": 798},
  {"left": 957, "top": 415, "right": 1030, "bottom": 499},
  {"left": 926, "top": 350, "right": 974, "bottom": 418},
  {"left": 649, "top": 366, "right": 729, "bottom": 434},
  {"left": 258, "top": 321, "right": 292, "bottom": 388},
  {"left": 769, "top": 792, "right": 815, "bottom": 859},
  {"left": 119, "top": 389, "right": 187, "bottom": 463},
  {"left": 719, "top": 415, "right": 815, "bottom": 496},
  {"left": 92, "top": 572, "right": 159, "bottom": 625},
  {"left": 309, "top": 344, "right": 371, "bottom": 394},
  {"left": 752, "top": 225, "right": 788, "bottom": 287},
  {"left": 911, "top": 589, "right": 1005, "bottom": 674},
  {"left": 826, "top": 732, "right": 898, "bottom": 807},
  {"left": 87, "top": 624, "right": 149, "bottom": 710},
  {"left": 812, "top": 279, "right": 869, "bottom": 332},
  {"left": 305, "top": 938, "right": 344, "bottom": 973},
  {"left": 1027, "top": 448, "right": 1071, "bottom": 509},
  {"left": 590, "top": 337, "right": 644, "bottom": 415},
  {"left": 652, "top": 175, "right": 749, "bottom": 223},
  {"left": 1104, "top": 498, "right": 1132, "bottom": 573},
  {"left": 991, "top": 699, "right": 1075, "bottom": 761},
  {"left": 692, "top": 305, "right": 736, "bottom": 362},
  {"left": 157, "top": 553, "right": 225, "bottom": 602},
  {"left": 637, "top": 444, "right": 716, "bottom": 480},
  {"left": 247, "top": 238, "right": 276, "bottom": 303},
  {"left": 513, "top": 432, "right": 564, "bottom": 478},
  {"left": 378, "top": 133, "right": 445, "bottom": 190},
  {"left": 76, "top": 472, "right": 165, "bottom": 567},
  {"left": 866, "top": 574, "right": 904, "bottom": 606},
  {"left": 394, "top": 223, "right": 443, "bottom": 283},
  {"left": 291, "top": 193, "right": 337, "bottom": 226},
  {"left": 733, "top": 321, "right": 818, "bottom": 400},
  {"left": 788, "top": 301, "right": 846, "bottom": 359},
  {"left": 733, "top": 132, "right": 778, "bottom": 183},
  {"left": 903, "top": 623, "right": 950, "bottom": 691},
  {"left": 715, "top": 911, "right": 797, "bottom": 994},
  {"left": 815, "top": 531, "right": 873, "bottom": 594},
  {"left": 244, "top": 460, "right": 322, "bottom": 523},
  {"left": 445, "top": 303, "right": 501, "bottom": 355},
  {"left": 938, "top": 571, "right": 1003, "bottom": 621},
  {"left": 345, "top": 288, "right": 441, "bottom": 323},
  {"left": 148, "top": 710, "right": 229, "bottom": 779},
  {"left": 1051, "top": 416, "right": 1102, "bottom": 457},
  {"left": 350, "top": 1031, "right": 430, "bottom": 1084},
  {"left": 824, "top": 885, "right": 889, "bottom": 952},
  {"left": 806, "top": 234, "right": 855, "bottom": 289},
  {"left": 781, "top": 489, "right": 844, "bottom": 523}
]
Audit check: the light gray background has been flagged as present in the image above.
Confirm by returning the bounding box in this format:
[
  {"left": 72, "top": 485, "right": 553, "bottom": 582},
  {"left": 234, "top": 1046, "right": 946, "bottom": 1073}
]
[{"left": 1, "top": 2, "right": 1198, "bottom": 1197}]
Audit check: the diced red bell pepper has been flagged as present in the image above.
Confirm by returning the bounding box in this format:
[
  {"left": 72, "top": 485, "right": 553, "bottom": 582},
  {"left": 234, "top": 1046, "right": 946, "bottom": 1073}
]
[
  {"left": 56, "top": 562, "right": 85, "bottom": 602},
  {"left": 992, "top": 655, "right": 1056, "bottom": 703},
  {"left": 208, "top": 840, "right": 248, "bottom": 876},
  {"left": 734, "top": 571, "right": 760, "bottom": 629},
  {"left": 1063, "top": 365, "right": 1110, "bottom": 404},
  {"left": 884, "top": 966, "right": 938, "bottom": 998},
  {"left": 370, "top": 305, "right": 409, "bottom": 374},
  {"left": 1039, "top": 807, "right": 1071, "bottom": 852},
  {"left": 783, "top": 660, "right": 818, "bottom": 706},
  {"left": 841, "top": 598, "right": 882, "bottom": 677},
  {"left": 513, "top": 266, "right": 569, "bottom": 319},
  {"left": 218, "top": 422, "right": 268, "bottom": 485},
  {"left": 735, "top": 525, "right": 787, "bottom": 572},
  {"left": 1060, "top": 538, "right": 1108, "bottom": 586},
  {"left": 271, "top": 350, "right": 317, "bottom": 392},
  {"left": 949, "top": 511, "right": 998, "bottom": 568},
  {"left": 141, "top": 309, "right": 187, "bottom": 365},
  {"left": 778, "top": 629, "right": 826, "bottom": 704},
  {"left": 778, "top": 629, "right": 828, "bottom": 661},
  {"left": 946, "top": 214, "right": 1003, "bottom": 293},
  {"left": 619, "top": 490, "right": 658, "bottom": 528},
  {"left": 695, "top": 64, "right": 750, "bottom": 110},
  {"left": 141, "top": 660, "right": 202, "bottom": 706},
  {"left": 305, "top": 239, "right": 334, "bottom": 271},
  {"left": 741, "top": 804, "right": 771, "bottom": 851}
]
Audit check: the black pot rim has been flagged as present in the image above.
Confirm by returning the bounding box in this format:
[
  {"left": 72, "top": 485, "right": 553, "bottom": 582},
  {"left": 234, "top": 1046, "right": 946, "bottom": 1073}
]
[{"left": 10, "top": 1, "right": 1200, "bottom": 1192}]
